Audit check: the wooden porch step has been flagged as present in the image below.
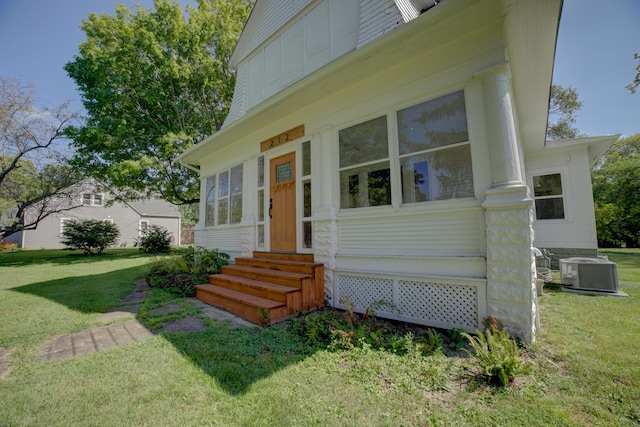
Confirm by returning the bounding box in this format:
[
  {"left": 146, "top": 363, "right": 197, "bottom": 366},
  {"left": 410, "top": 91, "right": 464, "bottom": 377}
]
[
  {"left": 253, "top": 251, "right": 315, "bottom": 263},
  {"left": 235, "top": 257, "right": 319, "bottom": 275},
  {"left": 195, "top": 253, "right": 325, "bottom": 325},
  {"left": 195, "top": 284, "right": 290, "bottom": 324},
  {"left": 222, "top": 265, "right": 311, "bottom": 288},
  {"left": 208, "top": 273, "right": 302, "bottom": 310}
]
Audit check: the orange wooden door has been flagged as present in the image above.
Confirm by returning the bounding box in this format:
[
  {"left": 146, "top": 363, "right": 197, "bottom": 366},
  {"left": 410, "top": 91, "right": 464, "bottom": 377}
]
[{"left": 270, "top": 152, "right": 296, "bottom": 252}]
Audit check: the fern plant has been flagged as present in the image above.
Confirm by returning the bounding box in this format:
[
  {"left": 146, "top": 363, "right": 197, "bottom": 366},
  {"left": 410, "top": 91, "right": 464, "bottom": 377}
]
[{"left": 463, "top": 321, "right": 522, "bottom": 387}]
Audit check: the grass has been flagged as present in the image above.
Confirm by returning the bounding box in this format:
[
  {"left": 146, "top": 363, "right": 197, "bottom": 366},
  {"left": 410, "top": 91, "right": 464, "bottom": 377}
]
[{"left": 1, "top": 247, "right": 639, "bottom": 426}]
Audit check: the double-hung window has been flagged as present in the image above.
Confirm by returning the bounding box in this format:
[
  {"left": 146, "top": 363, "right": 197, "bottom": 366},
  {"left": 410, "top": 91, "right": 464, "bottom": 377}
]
[
  {"left": 532, "top": 173, "right": 565, "bottom": 220},
  {"left": 339, "top": 116, "right": 391, "bottom": 209},
  {"left": 204, "top": 164, "right": 243, "bottom": 226},
  {"left": 82, "top": 193, "right": 104, "bottom": 206},
  {"left": 397, "top": 90, "right": 474, "bottom": 203}
]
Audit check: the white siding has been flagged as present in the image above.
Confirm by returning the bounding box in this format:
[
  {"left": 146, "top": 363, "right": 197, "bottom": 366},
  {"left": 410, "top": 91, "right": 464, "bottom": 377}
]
[
  {"left": 225, "top": 0, "right": 361, "bottom": 125},
  {"left": 357, "top": 0, "right": 404, "bottom": 48},
  {"left": 527, "top": 147, "right": 598, "bottom": 250},
  {"left": 338, "top": 209, "right": 484, "bottom": 256},
  {"left": 241, "top": 0, "right": 311, "bottom": 59}
]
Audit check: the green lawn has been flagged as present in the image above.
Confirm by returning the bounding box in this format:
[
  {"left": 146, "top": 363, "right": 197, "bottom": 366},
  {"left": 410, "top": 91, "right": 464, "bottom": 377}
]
[{"left": 0, "top": 248, "right": 639, "bottom": 426}]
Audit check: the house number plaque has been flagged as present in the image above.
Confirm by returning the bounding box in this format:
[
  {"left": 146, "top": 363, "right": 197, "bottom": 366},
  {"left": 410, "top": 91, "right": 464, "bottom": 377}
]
[{"left": 260, "top": 125, "right": 305, "bottom": 152}]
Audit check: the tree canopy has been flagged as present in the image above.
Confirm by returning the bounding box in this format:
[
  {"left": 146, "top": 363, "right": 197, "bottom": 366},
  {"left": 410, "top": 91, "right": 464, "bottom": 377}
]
[
  {"left": 592, "top": 133, "right": 640, "bottom": 248},
  {"left": 627, "top": 53, "right": 640, "bottom": 94},
  {"left": 65, "top": 0, "right": 252, "bottom": 205},
  {"left": 0, "top": 76, "right": 83, "bottom": 240},
  {"left": 546, "top": 84, "right": 583, "bottom": 140}
]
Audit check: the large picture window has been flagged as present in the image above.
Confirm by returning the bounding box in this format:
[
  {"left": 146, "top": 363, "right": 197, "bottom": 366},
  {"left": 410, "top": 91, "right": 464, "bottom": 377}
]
[
  {"left": 204, "top": 164, "right": 243, "bottom": 227},
  {"left": 533, "top": 173, "right": 565, "bottom": 220},
  {"left": 339, "top": 116, "right": 391, "bottom": 209},
  {"left": 397, "top": 90, "right": 474, "bottom": 203},
  {"left": 337, "top": 91, "right": 474, "bottom": 210}
]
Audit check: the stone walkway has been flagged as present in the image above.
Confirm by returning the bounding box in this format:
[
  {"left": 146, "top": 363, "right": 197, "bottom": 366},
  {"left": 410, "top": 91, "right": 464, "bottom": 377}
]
[{"left": 39, "top": 280, "right": 255, "bottom": 362}]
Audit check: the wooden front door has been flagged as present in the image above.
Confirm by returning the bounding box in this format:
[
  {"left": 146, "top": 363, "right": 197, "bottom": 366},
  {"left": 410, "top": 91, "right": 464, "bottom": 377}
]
[{"left": 270, "top": 152, "right": 296, "bottom": 252}]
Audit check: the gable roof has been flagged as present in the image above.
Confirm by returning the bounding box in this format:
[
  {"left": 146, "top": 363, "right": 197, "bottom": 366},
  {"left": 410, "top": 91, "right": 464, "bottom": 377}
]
[{"left": 127, "top": 198, "right": 181, "bottom": 218}]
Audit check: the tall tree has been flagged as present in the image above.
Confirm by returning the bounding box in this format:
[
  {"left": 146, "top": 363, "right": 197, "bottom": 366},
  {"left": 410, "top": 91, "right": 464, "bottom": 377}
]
[
  {"left": 65, "top": 0, "right": 252, "bottom": 205},
  {"left": 0, "top": 77, "right": 83, "bottom": 240},
  {"left": 546, "top": 84, "right": 583, "bottom": 140},
  {"left": 591, "top": 133, "right": 640, "bottom": 248},
  {"left": 627, "top": 52, "right": 640, "bottom": 94}
]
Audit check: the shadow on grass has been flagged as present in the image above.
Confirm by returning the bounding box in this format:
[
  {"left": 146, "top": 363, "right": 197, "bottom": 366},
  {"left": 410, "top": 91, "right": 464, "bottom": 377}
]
[
  {"left": 11, "top": 259, "right": 317, "bottom": 395},
  {"left": 0, "top": 248, "right": 153, "bottom": 267},
  {"left": 11, "top": 266, "right": 147, "bottom": 313},
  {"left": 161, "top": 323, "right": 317, "bottom": 395}
]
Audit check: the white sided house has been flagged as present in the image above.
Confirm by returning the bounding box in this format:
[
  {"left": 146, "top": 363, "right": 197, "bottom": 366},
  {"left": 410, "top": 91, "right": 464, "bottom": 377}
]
[
  {"left": 7, "top": 180, "right": 181, "bottom": 249},
  {"left": 528, "top": 135, "right": 619, "bottom": 268},
  {"left": 180, "top": 0, "right": 591, "bottom": 341}
]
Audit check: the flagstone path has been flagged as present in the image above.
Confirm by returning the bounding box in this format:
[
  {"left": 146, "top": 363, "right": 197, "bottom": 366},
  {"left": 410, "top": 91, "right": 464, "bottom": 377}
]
[{"left": 39, "top": 279, "right": 254, "bottom": 362}]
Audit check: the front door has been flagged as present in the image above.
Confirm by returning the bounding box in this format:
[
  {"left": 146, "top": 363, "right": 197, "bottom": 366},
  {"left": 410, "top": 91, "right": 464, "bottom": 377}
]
[{"left": 270, "top": 152, "right": 296, "bottom": 252}]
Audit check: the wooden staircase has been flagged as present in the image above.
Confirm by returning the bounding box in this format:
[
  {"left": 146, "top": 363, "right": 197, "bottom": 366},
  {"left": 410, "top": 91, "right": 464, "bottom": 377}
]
[{"left": 195, "top": 252, "right": 324, "bottom": 324}]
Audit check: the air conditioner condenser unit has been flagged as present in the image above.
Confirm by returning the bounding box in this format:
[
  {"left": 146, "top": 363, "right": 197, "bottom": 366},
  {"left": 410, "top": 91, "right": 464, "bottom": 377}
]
[{"left": 560, "top": 257, "right": 619, "bottom": 293}]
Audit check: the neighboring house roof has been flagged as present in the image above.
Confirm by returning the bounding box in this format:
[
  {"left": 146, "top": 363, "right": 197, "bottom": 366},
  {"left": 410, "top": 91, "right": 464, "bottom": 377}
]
[
  {"left": 127, "top": 198, "right": 181, "bottom": 218},
  {"left": 544, "top": 134, "right": 621, "bottom": 167}
]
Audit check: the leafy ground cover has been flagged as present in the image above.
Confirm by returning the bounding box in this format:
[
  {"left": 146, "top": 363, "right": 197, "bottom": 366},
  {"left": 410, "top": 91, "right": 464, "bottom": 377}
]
[{"left": 0, "top": 248, "right": 638, "bottom": 426}]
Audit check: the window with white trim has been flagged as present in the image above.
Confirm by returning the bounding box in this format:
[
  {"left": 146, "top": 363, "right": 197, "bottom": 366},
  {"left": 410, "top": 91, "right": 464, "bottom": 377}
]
[
  {"left": 301, "top": 141, "right": 313, "bottom": 248},
  {"left": 532, "top": 173, "right": 565, "bottom": 220},
  {"left": 397, "top": 90, "right": 474, "bottom": 203},
  {"left": 204, "top": 164, "right": 243, "bottom": 226},
  {"left": 82, "top": 193, "right": 104, "bottom": 206},
  {"left": 339, "top": 116, "right": 391, "bottom": 209},
  {"left": 256, "top": 155, "right": 265, "bottom": 247},
  {"left": 338, "top": 90, "right": 474, "bottom": 210},
  {"left": 139, "top": 220, "right": 149, "bottom": 236}
]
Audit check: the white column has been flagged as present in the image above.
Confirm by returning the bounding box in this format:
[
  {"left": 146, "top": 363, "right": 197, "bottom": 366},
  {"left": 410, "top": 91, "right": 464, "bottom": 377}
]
[
  {"left": 481, "top": 69, "right": 537, "bottom": 342},
  {"left": 311, "top": 128, "right": 338, "bottom": 305}
]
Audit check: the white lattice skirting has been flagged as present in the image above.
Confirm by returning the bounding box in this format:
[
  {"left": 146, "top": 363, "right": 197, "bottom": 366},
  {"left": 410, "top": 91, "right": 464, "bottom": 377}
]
[{"left": 335, "top": 272, "right": 486, "bottom": 331}]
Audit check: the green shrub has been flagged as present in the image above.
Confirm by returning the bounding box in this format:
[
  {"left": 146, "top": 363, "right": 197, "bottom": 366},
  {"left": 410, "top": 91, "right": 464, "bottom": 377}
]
[
  {"left": 463, "top": 318, "right": 523, "bottom": 387},
  {"left": 175, "top": 246, "right": 229, "bottom": 274},
  {"left": 60, "top": 219, "right": 120, "bottom": 255},
  {"left": 0, "top": 239, "right": 18, "bottom": 252},
  {"left": 145, "top": 246, "right": 229, "bottom": 297},
  {"left": 136, "top": 224, "right": 173, "bottom": 253}
]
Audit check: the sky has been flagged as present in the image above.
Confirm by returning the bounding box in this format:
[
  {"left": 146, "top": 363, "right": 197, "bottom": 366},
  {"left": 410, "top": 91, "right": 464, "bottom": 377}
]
[{"left": 0, "top": 0, "right": 639, "bottom": 138}]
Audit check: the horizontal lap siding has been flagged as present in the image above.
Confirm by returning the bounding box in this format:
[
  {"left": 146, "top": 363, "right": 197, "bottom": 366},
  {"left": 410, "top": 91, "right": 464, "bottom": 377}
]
[
  {"left": 195, "top": 228, "right": 242, "bottom": 257},
  {"left": 338, "top": 208, "right": 484, "bottom": 256}
]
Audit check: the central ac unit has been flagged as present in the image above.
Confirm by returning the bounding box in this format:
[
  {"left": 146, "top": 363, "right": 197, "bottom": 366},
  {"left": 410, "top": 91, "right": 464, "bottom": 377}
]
[{"left": 560, "top": 257, "right": 619, "bottom": 293}]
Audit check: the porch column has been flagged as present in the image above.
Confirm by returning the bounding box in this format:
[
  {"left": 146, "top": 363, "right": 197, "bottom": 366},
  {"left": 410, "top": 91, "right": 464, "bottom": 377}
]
[
  {"left": 311, "top": 128, "right": 338, "bottom": 305},
  {"left": 480, "top": 69, "right": 538, "bottom": 342}
]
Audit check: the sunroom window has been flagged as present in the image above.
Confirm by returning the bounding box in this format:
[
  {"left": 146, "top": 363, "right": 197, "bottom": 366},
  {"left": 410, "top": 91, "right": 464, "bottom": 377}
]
[
  {"left": 204, "top": 164, "right": 243, "bottom": 227},
  {"left": 339, "top": 116, "right": 391, "bottom": 209},
  {"left": 397, "top": 90, "right": 474, "bottom": 203}
]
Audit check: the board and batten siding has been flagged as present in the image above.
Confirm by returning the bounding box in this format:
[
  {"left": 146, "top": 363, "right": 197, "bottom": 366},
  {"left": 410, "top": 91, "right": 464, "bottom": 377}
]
[{"left": 526, "top": 147, "right": 598, "bottom": 250}]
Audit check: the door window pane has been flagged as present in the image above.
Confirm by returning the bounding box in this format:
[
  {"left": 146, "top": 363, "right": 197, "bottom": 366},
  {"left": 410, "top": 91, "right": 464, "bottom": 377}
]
[
  {"left": 258, "top": 156, "right": 265, "bottom": 187},
  {"left": 302, "top": 141, "right": 311, "bottom": 176},
  {"left": 303, "top": 180, "right": 312, "bottom": 217},
  {"left": 276, "top": 162, "right": 292, "bottom": 183}
]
